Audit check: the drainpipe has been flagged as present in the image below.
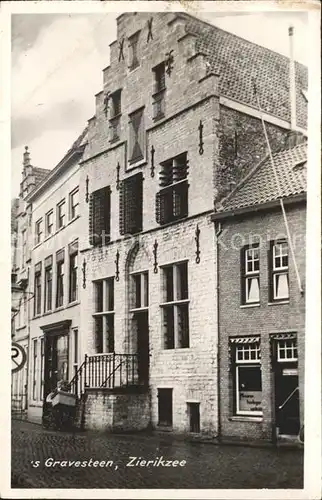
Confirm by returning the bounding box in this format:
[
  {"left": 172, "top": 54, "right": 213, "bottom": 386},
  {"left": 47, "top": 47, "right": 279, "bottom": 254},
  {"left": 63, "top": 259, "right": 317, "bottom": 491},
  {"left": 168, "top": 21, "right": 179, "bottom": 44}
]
[
  {"left": 214, "top": 220, "right": 223, "bottom": 441},
  {"left": 288, "top": 26, "right": 297, "bottom": 131}
]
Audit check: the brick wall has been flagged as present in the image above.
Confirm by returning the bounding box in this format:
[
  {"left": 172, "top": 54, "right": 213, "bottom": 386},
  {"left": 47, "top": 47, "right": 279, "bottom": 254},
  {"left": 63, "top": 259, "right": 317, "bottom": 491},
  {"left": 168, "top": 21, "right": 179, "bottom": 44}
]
[{"left": 217, "top": 203, "right": 306, "bottom": 441}]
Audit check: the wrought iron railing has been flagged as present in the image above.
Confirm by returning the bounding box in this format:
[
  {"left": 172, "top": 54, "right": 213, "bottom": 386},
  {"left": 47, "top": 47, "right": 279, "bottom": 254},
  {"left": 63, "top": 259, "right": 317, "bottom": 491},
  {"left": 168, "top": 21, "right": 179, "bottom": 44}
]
[{"left": 68, "top": 353, "right": 139, "bottom": 398}]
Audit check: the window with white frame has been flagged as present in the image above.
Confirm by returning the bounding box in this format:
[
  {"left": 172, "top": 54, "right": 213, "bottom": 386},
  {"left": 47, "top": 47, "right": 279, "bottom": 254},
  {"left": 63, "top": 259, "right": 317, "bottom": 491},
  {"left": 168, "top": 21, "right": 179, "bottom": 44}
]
[
  {"left": 277, "top": 339, "right": 298, "bottom": 362},
  {"left": 69, "top": 188, "right": 79, "bottom": 220},
  {"left": 56, "top": 250, "right": 64, "bottom": 308},
  {"left": 21, "top": 230, "right": 27, "bottom": 268},
  {"left": 68, "top": 240, "right": 78, "bottom": 303},
  {"left": 34, "top": 263, "right": 42, "bottom": 316},
  {"left": 152, "top": 62, "right": 166, "bottom": 120},
  {"left": 45, "top": 210, "right": 54, "bottom": 237},
  {"left": 72, "top": 328, "right": 79, "bottom": 379},
  {"left": 241, "top": 245, "right": 260, "bottom": 304},
  {"left": 270, "top": 241, "right": 289, "bottom": 301},
  {"left": 130, "top": 271, "right": 149, "bottom": 310},
  {"left": 161, "top": 262, "right": 189, "bottom": 349},
  {"left": 35, "top": 219, "right": 43, "bottom": 245},
  {"left": 233, "top": 339, "right": 262, "bottom": 416},
  {"left": 40, "top": 337, "right": 44, "bottom": 400},
  {"left": 44, "top": 257, "right": 53, "bottom": 313},
  {"left": 57, "top": 199, "right": 66, "bottom": 229},
  {"left": 109, "top": 89, "right": 122, "bottom": 142},
  {"left": 93, "top": 278, "right": 115, "bottom": 353}
]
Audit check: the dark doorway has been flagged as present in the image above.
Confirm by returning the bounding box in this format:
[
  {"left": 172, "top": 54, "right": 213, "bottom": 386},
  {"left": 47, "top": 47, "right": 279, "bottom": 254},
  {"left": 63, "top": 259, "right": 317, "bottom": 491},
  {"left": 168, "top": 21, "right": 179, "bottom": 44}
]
[
  {"left": 275, "top": 364, "right": 300, "bottom": 435},
  {"left": 43, "top": 333, "right": 69, "bottom": 398},
  {"left": 188, "top": 402, "right": 200, "bottom": 433},
  {"left": 134, "top": 311, "right": 149, "bottom": 385},
  {"left": 158, "top": 388, "right": 173, "bottom": 427}
]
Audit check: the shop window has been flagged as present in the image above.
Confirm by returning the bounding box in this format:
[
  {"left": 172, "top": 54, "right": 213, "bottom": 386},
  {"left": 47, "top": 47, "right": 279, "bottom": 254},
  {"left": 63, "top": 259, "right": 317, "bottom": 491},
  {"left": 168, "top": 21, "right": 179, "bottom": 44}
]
[
  {"left": 34, "top": 262, "right": 42, "bottom": 316},
  {"left": 93, "top": 278, "right": 115, "bottom": 353},
  {"left": 69, "top": 187, "right": 79, "bottom": 220},
  {"left": 269, "top": 240, "right": 289, "bottom": 301},
  {"left": 32, "top": 339, "right": 38, "bottom": 400},
  {"left": 128, "top": 108, "right": 144, "bottom": 164},
  {"left": 119, "top": 173, "right": 143, "bottom": 235},
  {"left": 56, "top": 250, "right": 65, "bottom": 308},
  {"left": 89, "top": 186, "right": 111, "bottom": 246},
  {"left": 40, "top": 337, "right": 44, "bottom": 400},
  {"left": 241, "top": 244, "right": 260, "bottom": 304},
  {"left": 68, "top": 240, "right": 78, "bottom": 303},
  {"left": 128, "top": 31, "right": 140, "bottom": 70},
  {"left": 232, "top": 339, "right": 262, "bottom": 416},
  {"left": 152, "top": 62, "right": 166, "bottom": 120},
  {"left": 44, "top": 256, "right": 53, "bottom": 312},
  {"left": 188, "top": 403, "right": 200, "bottom": 433},
  {"left": 161, "top": 262, "right": 189, "bottom": 349},
  {"left": 57, "top": 199, "right": 66, "bottom": 229},
  {"left": 72, "top": 328, "right": 79, "bottom": 379},
  {"left": 158, "top": 388, "right": 173, "bottom": 427},
  {"left": 45, "top": 210, "right": 53, "bottom": 237},
  {"left": 156, "top": 153, "right": 188, "bottom": 225}
]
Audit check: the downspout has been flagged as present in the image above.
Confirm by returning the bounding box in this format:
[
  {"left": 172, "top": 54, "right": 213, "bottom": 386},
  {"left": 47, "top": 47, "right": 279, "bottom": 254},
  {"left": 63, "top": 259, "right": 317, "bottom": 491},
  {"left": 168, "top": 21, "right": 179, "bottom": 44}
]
[{"left": 214, "top": 220, "right": 223, "bottom": 441}]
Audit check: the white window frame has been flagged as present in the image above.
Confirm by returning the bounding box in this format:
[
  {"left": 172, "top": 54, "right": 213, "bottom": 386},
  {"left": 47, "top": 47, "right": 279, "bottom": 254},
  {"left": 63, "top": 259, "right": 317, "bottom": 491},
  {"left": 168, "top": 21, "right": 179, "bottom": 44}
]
[
  {"left": 244, "top": 246, "right": 260, "bottom": 304},
  {"left": 92, "top": 278, "right": 115, "bottom": 353},
  {"left": 72, "top": 328, "right": 79, "bottom": 379},
  {"left": 69, "top": 188, "right": 79, "bottom": 221},
  {"left": 32, "top": 339, "right": 38, "bottom": 401},
  {"left": 272, "top": 241, "right": 289, "bottom": 300},
  {"left": 57, "top": 199, "right": 66, "bottom": 229},
  {"left": 40, "top": 337, "right": 44, "bottom": 400},
  {"left": 277, "top": 339, "right": 298, "bottom": 362},
  {"left": 45, "top": 210, "right": 54, "bottom": 237},
  {"left": 130, "top": 270, "right": 149, "bottom": 312},
  {"left": 235, "top": 343, "right": 262, "bottom": 417},
  {"left": 160, "top": 261, "right": 189, "bottom": 350},
  {"left": 21, "top": 230, "right": 27, "bottom": 268},
  {"left": 35, "top": 218, "right": 43, "bottom": 245}
]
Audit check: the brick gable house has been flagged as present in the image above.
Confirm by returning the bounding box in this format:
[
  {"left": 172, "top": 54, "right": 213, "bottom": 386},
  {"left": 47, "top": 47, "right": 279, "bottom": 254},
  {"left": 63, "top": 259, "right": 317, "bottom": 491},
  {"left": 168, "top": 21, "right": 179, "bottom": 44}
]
[
  {"left": 13, "top": 12, "right": 308, "bottom": 436},
  {"left": 212, "top": 142, "right": 307, "bottom": 442}
]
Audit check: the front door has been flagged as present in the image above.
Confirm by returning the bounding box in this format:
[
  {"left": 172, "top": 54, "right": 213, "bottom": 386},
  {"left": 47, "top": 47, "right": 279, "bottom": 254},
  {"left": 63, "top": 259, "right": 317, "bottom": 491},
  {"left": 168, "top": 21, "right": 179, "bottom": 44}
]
[
  {"left": 44, "top": 333, "right": 69, "bottom": 398},
  {"left": 274, "top": 338, "right": 300, "bottom": 436}
]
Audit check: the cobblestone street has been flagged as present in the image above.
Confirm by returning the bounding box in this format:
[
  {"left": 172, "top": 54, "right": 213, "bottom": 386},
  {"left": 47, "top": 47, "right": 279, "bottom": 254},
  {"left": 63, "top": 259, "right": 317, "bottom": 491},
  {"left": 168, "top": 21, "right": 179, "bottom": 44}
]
[{"left": 11, "top": 419, "right": 303, "bottom": 489}]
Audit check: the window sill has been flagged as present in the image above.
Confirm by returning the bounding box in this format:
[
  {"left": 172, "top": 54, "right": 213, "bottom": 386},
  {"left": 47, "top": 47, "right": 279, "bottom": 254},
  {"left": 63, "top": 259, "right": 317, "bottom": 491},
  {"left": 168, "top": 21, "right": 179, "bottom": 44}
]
[
  {"left": 157, "top": 425, "right": 173, "bottom": 431},
  {"left": 32, "top": 314, "right": 42, "bottom": 320},
  {"left": 162, "top": 347, "right": 190, "bottom": 351},
  {"left": 67, "top": 214, "right": 80, "bottom": 226},
  {"left": 44, "top": 233, "right": 54, "bottom": 242},
  {"left": 54, "top": 306, "right": 65, "bottom": 312},
  {"left": 268, "top": 300, "right": 290, "bottom": 306},
  {"left": 109, "top": 113, "right": 122, "bottom": 122},
  {"left": 153, "top": 113, "right": 165, "bottom": 122},
  {"left": 43, "top": 310, "right": 53, "bottom": 317},
  {"left": 92, "top": 311, "right": 115, "bottom": 316},
  {"left": 127, "top": 158, "right": 147, "bottom": 171},
  {"left": 15, "top": 325, "right": 27, "bottom": 332},
  {"left": 229, "top": 416, "right": 263, "bottom": 423},
  {"left": 67, "top": 300, "right": 79, "bottom": 309},
  {"left": 109, "top": 136, "right": 120, "bottom": 145},
  {"left": 33, "top": 242, "right": 42, "bottom": 250},
  {"left": 152, "top": 88, "right": 166, "bottom": 99},
  {"left": 130, "top": 307, "right": 149, "bottom": 313},
  {"left": 240, "top": 303, "right": 260, "bottom": 309}
]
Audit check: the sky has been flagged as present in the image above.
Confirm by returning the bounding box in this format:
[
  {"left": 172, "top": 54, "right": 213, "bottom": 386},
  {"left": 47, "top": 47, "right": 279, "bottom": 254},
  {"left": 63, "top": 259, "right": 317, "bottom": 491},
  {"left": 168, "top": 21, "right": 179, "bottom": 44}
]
[{"left": 11, "top": 9, "right": 309, "bottom": 198}]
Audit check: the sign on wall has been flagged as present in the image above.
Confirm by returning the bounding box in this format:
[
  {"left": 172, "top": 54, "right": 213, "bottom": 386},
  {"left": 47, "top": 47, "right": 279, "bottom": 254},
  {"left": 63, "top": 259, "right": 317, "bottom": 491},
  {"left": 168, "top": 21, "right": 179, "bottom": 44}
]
[{"left": 11, "top": 342, "right": 27, "bottom": 373}]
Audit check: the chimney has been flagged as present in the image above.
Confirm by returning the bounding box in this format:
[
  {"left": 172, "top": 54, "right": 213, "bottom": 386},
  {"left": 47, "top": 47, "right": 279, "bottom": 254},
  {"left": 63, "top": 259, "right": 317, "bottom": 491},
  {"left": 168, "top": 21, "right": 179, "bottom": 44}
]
[
  {"left": 23, "top": 145, "right": 31, "bottom": 168},
  {"left": 288, "top": 26, "right": 297, "bottom": 130}
]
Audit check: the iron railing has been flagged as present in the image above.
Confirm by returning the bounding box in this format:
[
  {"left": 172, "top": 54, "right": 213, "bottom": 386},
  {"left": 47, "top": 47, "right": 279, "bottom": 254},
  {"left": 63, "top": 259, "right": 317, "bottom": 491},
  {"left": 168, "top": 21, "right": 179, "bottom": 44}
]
[{"left": 68, "top": 353, "right": 139, "bottom": 398}]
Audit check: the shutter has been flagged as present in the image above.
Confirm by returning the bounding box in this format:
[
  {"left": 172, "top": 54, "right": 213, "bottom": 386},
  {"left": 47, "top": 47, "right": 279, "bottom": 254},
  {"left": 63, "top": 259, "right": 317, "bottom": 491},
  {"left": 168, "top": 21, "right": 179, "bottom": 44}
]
[
  {"left": 267, "top": 241, "right": 274, "bottom": 302},
  {"left": 92, "top": 186, "right": 111, "bottom": 246},
  {"left": 156, "top": 190, "right": 166, "bottom": 225},
  {"left": 129, "top": 109, "right": 144, "bottom": 163},
  {"left": 119, "top": 181, "right": 125, "bottom": 235},
  {"left": 88, "top": 193, "right": 94, "bottom": 245},
  {"left": 123, "top": 172, "right": 143, "bottom": 234},
  {"left": 103, "top": 186, "right": 111, "bottom": 241}
]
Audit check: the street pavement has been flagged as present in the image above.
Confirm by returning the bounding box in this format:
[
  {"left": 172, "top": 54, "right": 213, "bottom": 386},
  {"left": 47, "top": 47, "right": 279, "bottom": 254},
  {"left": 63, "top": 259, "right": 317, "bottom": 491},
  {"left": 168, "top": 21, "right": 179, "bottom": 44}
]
[{"left": 11, "top": 419, "right": 303, "bottom": 489}]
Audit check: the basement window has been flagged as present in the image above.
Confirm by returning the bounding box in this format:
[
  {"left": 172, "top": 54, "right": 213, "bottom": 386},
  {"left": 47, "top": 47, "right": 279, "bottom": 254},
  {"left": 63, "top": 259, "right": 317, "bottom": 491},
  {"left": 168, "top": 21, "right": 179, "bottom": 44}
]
[
  {"left": 187, "top": 403, "right": 200, "bottom": 433},
  {"left": 158, "top": 388, "right": 173, "bottom": 427}
]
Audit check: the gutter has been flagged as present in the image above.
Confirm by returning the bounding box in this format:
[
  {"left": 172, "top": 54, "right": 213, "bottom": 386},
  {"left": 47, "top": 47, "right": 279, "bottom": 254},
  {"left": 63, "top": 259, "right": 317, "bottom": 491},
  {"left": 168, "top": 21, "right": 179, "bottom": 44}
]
[{"left": 214, "top": 221, "right": 223, "bottom": 441}]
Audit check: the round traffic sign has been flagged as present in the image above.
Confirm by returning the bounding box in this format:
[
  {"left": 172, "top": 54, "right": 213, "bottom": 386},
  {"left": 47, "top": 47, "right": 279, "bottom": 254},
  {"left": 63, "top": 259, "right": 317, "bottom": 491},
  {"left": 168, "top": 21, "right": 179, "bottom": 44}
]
[{"left": 11, "top": 342, "right": 27, "bottom": 373}]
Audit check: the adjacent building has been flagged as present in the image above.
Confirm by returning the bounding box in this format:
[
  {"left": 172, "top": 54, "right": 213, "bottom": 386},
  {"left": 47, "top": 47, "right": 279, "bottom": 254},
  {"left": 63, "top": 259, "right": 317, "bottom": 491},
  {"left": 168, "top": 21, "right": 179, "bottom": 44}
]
[
  {"left": 11, "top": 12, "right": 308, "bottom": 441},
  {"left": 212, "top": 142, "right": 307, "bottom": 442}
]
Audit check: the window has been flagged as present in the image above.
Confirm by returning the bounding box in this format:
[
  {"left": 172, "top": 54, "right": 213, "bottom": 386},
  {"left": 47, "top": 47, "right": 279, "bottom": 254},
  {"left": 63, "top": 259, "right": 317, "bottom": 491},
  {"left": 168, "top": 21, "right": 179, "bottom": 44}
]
[
  {"left": 161, "top": 262, "right": 189, "bottom": 349},
  {"left": 44, "top": 256, "right": 53, "bottom": 312},
  {"left": 277, "top": 339, "right": 298, "bottom": 362},
  {"left": 158, "top": 388, "right": 173, "bottom": 427},
  {"left": 72, "top": 328, "right": 79, "bottom": 379},
  {"left": 34, "top": 263, "right": 42, "bottom": 316},
  {"left": 241, "top": 245, "right": 260, "bottom": 304},
  {"left": 156, "top": 153, "right": 189, "bottom": 225},
  {"left": 68, "top": 240, "right": 78, "bottom": 303},
  {"left": 93, "top": 278, "right": 115, "bottom": 353},
  {"left": 45, "top": 210, "right": 53, "bottom": 237},
  {"left": 89, "top": 186, "right": 111, "bottom": 246},
  {"left": 232, "top": 339, "right": 262, "bottom": 416},
  {"left": 57, "top": 200, "right": 66, "bottom": 229},
  {"left": 69, "top": 188, "right": 79, "bottom": 220},
  {"left": 128, "top": 108, "right": 145, "bottom": 164},
  {"left": 188, "top": 403, "right": 200, "bottom": 433},
  {"left": 109, "top": 90, "right": 122, "bottom": 142},
  {"left": 152, "top": 62, "right": 166, "bottom": 120},
  {"left": 131, "top": 271, "right": 148, "bottom": 310},
  {"left": 40, "top": 337, "right": 44, "bottom": 400},
  {"left": 270, "top": 241, "right": 289, "bottom": 301},
  {"left": 56, "top": 250, "right": 64, "bottom": 308},
  {"left": 35, "top": 219, "right": 43, "bottom": 245},
  {"left": 32, "top": 339, "right": 38, "bottom": 400},
  {"left": 119, "top": 173, "right": 143, "bottom": 235},
  {"left": 21, "top": 230, "right": 26, "bottom": 268},
  {"left": 128, "top": 31, "right": 140, "bottom": 70}
]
